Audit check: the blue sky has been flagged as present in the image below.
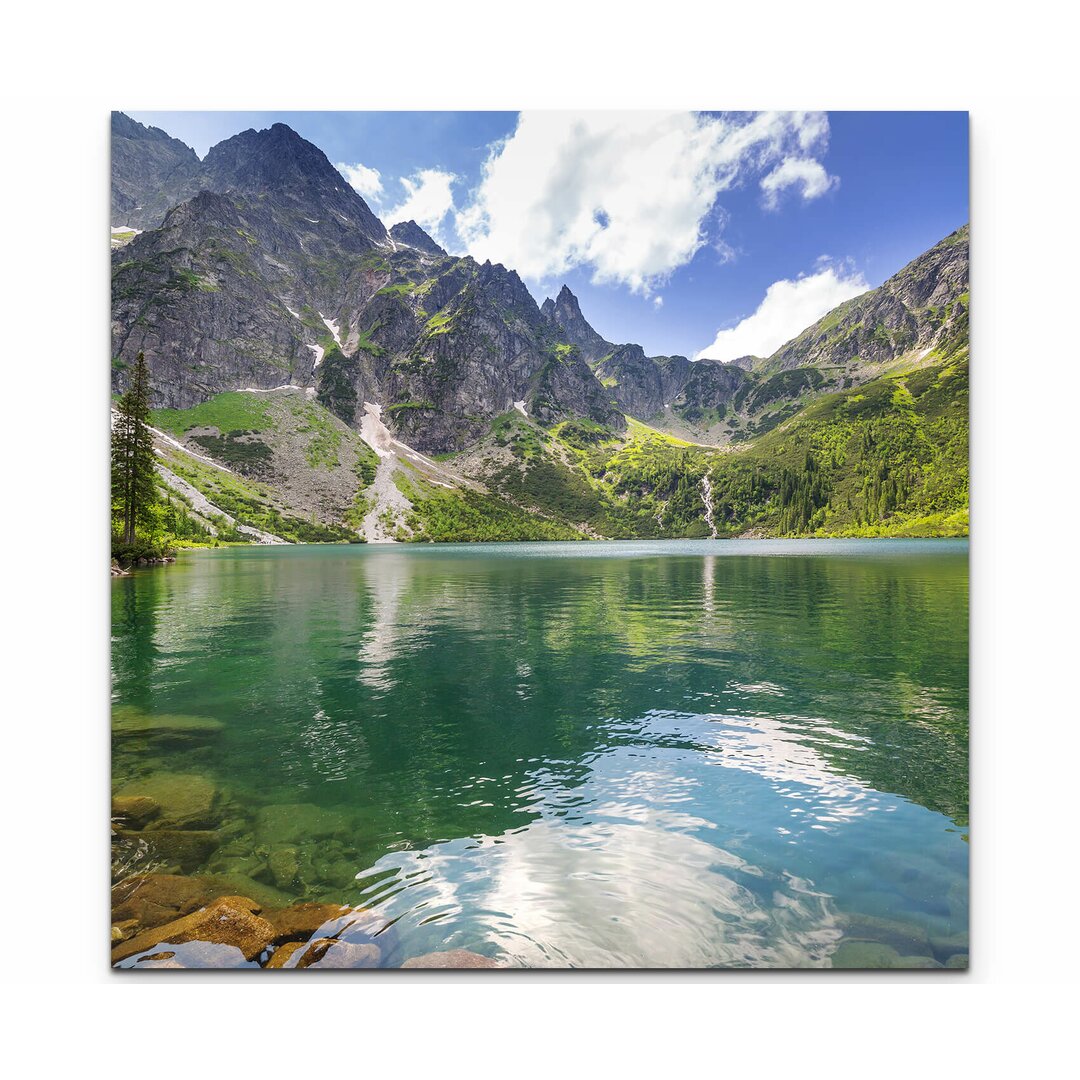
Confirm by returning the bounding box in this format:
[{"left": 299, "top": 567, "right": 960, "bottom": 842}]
[{"left": 129, "top": 110, "right": 968, "bottom": 361}]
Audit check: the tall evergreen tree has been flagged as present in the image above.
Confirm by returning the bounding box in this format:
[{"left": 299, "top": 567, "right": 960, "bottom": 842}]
[{"left": 111, "top": 352, "right": 157, "bottom": 545}]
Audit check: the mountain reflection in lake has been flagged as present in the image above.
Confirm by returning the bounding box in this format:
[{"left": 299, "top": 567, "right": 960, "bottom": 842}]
[{"left": 112, "top": 539, "right": 968, "bottom": 968}]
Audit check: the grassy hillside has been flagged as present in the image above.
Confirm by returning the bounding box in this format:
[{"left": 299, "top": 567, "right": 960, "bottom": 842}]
[
  {"left": 454, "top": 357, "right": 968, "bottom": 540},
  {"left": 142, "top": 356, "right": 967, "bottom": 545}
]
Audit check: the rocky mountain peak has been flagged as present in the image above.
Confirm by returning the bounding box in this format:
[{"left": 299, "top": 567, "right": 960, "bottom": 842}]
[
  {"left": 111, "top": 112, "right": 203, "bottom": 230},
  {"left": 765, "top": 223, "right": 969, "bottom": 374},
  {"left": 389, "top": 220, "right": 446, "bottom": 256},
  {"left": 200, "top": 124, "right": 387, "bottom": 246},
  {"left": 543, "top": 285, "right": 614, "bottom": 364}
]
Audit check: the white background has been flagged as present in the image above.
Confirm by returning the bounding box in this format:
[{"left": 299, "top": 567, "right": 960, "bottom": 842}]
[{"left": 0, "top": 0, "right": 1077, "bottom": 1072}]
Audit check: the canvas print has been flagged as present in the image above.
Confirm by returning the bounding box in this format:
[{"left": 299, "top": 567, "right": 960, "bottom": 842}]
[{"left": 110, "top": 110, "right": 969, "bottom": 970}]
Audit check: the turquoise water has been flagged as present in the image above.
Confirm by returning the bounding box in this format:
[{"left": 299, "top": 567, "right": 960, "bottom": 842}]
[{"left": 112, "top": 539, "right": 968, "bottom": 968}]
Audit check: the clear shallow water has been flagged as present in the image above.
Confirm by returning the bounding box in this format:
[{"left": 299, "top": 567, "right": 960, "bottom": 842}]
[{"left": 112, "top": 539, "right": 969, "bottom": 968}]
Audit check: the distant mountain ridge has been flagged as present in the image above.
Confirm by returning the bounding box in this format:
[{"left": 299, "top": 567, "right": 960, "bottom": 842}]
[{"left": 765, "top": 226, "right": 969, "bottom": 375}]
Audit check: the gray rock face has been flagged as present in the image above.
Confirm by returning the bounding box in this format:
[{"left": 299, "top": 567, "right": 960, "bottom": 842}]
[
  {"left": 201, "top": 123, "right": 388, "bottom": 249},
  {"left": 112, "top": 133, "right": 625, "bottom": 449},
  {"left": 353, "top": 258, "right": 626, "bottom": 451},
  {"left": 111, "top": 112, "right": 203, "bottom": 230},
  {"left": 542, "top": 286, "right": 750, "bottom": 423},
  {"left": 541, "top": 285, "right": 615, "bottom": 364},
  {"left": 594, "top": 345, "right": 668, "bottom": 417},
  {"left": 111, "top": 112, "right": 388, "bottom": 247},
  {"left": 726, "top": 355, "right": 759, "bottom": 372},
  {"left": 592, "top": 346, "right": 747, "bottom": 422},
  {"left": 671, "top": 359, "right": 748, "bottom": 420},
  {"left": 112, "top": 191, "right": 327, "bottom": 407},
  {"left": 766, "top": 225, "right": 969, "bottom": 374},
  {"left": 389, "top": 220, "right": 446, "bottom": 256}
]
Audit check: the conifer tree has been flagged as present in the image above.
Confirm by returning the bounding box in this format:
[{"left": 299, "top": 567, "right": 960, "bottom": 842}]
[{"left": 111, "top": 352, "right": 157, "bottom": 545}]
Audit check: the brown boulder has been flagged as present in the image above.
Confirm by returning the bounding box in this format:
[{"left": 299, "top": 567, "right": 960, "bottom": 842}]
[
  {"left": 265, "top": 941, "right": 308, "bottom": 969},
  {"left": 111, "top": 919, "right": 140, "bottom": 943},
  {"left": 400, "top": 949, "right": 502, "bottom": 969},
  {"left": 296, "top": 938, "right": 381, "bottom": 969},
  {"left": 111, "top": 873, "right": 238, "bottom": 931},
  {"left": 263, "top": 903, "right": 353, "bottom": 944},
  {"left": 112, "top": 896, "right": 273, "bottom": 964}
]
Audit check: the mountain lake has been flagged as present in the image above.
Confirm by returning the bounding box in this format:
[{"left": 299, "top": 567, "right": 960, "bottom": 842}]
[{"left": 111, "top": 539, "right": 968, "bottom": 969}]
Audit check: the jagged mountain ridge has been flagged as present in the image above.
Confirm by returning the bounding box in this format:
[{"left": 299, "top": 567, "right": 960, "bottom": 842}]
[
  {"left": 111, "top": 115, "right": 623, "bottom": 449},
  {"left": 540, "top": 228, "right": 969, "bottom": 443},
  {"left": 112, "top": 112, "right": 968, "bottom": 461}
]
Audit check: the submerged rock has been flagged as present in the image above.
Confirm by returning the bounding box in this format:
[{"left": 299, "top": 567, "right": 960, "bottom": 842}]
[
  {"left": 296, "top": 938, "right": 381, "bottom": 969},
  {"left": 263, "top": 902, "right": 353, "bottom": 944},
  {"left": 202, "top": 872, "right": 296, "bottom": 911},
  {"left": 929, "top": 931, "right": 970, "bottom": 963},
  {"left": 830, "top": 941, "right": 943, "bottom": 969},
  {"left": 115, "top": 829, "right": 219, "bottom": 873},
  {"left": 837, "top": 913, "right": 933, "bottom": 957},
  {"left": 254, "top": 803, "right": 353, "bottom": 846},
  {"left": 116, "top": 772, "right": 222, "bottom": 830},
  {"left": 112, "top": 706, "right": 224, "bottom": 744},
  {"left": 112, "top": 895, "right": 274, "bottom": 964},
  {"left": 112, "top": 795, "right": 161, "bottom": 829},
  {"left": 268, "top": 847, "right": 300, "bottom": 888},
  {"left": 400, "top": 949, "right": 502, "bottom": 969}
]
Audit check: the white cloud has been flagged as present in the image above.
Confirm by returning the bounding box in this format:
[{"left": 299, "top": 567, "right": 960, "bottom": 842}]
[
  {"left": 383, "top": 169, "right": 457, "bottom": 239},
  {"left": 455, "top": 111, "right": 835, "bottom": 294},
  {"left": 760, "top": 157, "right": 838, "bottom": 210},
  {"left": 335, "top": 162, "right": 383, "bottom": 201},
  {"left": 653, "top": 296, "right": 664, "bottom": 309},
  {"left": 694, "top": 264, "right": 868, "bottom": 363}
]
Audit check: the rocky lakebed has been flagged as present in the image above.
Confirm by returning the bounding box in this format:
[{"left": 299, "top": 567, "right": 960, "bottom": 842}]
[
  {"left": 111, "top": 702, "right": 968, "bottom": 971},
  {"left": 111, "top": 705, "right": 502, "bottom": 970}
]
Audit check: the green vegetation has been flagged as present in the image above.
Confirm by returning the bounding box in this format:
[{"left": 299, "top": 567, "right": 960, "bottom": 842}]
[
  {"left": 356, "top": 323, "right": 386, "bottom": 356},
  {"left": 290, "top": 401, "right": 343, "bottom": 469},
  {"left": 491, "top": 412, "right": 547, "bottom": 460},
  {"left": 618, "top": 358, "right": 969, "bottom": 538},
  {"left": 152, "top": 392, "right": 272, "bottom": 436},
  {"left": 394, "top": 469, "right": 584, "bottom": 542},
  {"left": 549, "top": 418, "right": 618, "bottom": 451},
  {"left": 188, "top": 432, "right": 274, "bottom": 475},
  {"left": 316, "top": 345, "right": 360, "bottom": 423},
  {"left": 472, "top": 356, "right": 968, "bottom": 541},
  {"left": 111, "top": 354, "right": 226, "bottom": 563},
  {"left": 423, "top": 310, "right": 457, "bottom": 336},
  {"left": 163, "top": 451, "right": 355, "bottom": 544}
]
